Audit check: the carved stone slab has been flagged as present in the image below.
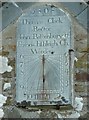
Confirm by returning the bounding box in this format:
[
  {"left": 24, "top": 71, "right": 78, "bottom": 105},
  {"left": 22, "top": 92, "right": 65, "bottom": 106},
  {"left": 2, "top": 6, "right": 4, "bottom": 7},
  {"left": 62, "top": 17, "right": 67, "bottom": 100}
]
[{"left": 16, "top": 4, "right": 74, "bottom": 106}]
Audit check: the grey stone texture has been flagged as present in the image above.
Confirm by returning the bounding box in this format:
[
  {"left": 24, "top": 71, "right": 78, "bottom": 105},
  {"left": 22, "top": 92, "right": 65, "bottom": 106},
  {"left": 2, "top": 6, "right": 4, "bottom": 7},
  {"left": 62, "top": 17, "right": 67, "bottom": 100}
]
[{"left": 0, "top": 2, "right": 88, "bottom": 119}]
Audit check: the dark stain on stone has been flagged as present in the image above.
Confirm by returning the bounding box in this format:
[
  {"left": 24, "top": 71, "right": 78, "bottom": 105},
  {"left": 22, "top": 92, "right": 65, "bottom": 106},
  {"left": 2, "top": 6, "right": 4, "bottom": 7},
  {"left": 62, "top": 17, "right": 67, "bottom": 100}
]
[
  {"left": 86, "top": 1, "right": 89, "bottom": 5},
  {"left": 2, "top": 2, "right": 6, "bottom": 6},
  {"left": 50, "top": 5, "right": 56, "bottom": 8},
  {"left": 0, "top": 51, "right": 9, "bottom": 56},
  {"left": 80, "top": 2, "right": 82, "bottom": 5},
  {"left": 8, "top": 58, "right": 15, "bottom": 68},
  {"left": 4, "top": 97, "right": 12, "bottom": 106},
  {"left": 2, "top": 71, "right": 12, "bottom": 78}
]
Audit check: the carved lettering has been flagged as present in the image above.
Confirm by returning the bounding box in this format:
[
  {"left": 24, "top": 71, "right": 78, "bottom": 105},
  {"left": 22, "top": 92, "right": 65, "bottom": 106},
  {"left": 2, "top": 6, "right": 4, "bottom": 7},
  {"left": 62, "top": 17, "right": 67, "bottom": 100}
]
[
  {"left": 21, "top": 19, "right": 40, "bottom": 25},
  {"left": 33, "top": 26, "right": 50, "bottom": 32},
  {"left": 21, "top": 19, "right": 31, "bottom": 24},
  {"left": 20, "top": 34, "right": 31, "bottom": 39},
  {"left": 48, "top": 17, "right": 62, "bottom": 23},
  {"left": 33, "top": 34, "right": 41, "bottom": 39},
  {"left": 44, "top": 8, "right": 49, "bottom": 13},
  {"left": 36, "top": 40, "right": 59, "bottom": 47},
  {"left": 20, "top": 33, "right": 69, "bottom": 40},
  {"left": 31, "top": 48, "right": 55, "bottom": 54}
]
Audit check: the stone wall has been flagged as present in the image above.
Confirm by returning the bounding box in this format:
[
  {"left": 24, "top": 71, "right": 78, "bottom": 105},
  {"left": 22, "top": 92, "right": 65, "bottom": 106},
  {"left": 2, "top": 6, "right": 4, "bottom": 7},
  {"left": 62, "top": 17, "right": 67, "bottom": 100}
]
[
  {"left": 0, "top": 2, "right": 88, "bottom": 119},
  {"left": 73, "top": 19, "right": 89, "bottom": 116}
]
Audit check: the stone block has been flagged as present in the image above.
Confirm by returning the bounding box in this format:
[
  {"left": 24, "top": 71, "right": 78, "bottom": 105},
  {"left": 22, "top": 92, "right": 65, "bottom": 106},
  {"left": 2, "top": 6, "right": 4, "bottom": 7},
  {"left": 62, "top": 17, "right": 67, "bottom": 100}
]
[
  {"left": 75, "top": 72, "right": 89, "bottom": 81},
  {"left": 75, "top": 84, "right": 86, "bottom": 92}
]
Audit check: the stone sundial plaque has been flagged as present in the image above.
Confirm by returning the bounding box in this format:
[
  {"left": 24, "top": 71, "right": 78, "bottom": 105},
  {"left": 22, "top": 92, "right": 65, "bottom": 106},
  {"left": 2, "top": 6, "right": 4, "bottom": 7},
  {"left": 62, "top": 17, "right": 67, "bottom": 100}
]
[{"left": 16, "top": 4, "right": 74, "bottom": 106}]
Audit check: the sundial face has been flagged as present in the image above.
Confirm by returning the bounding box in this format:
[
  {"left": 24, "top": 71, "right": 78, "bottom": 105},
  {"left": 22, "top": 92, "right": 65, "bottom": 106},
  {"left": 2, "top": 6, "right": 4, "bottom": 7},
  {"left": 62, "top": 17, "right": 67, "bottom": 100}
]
[{"left": 16, "top": 5, "right": 74, "bottom": 105}]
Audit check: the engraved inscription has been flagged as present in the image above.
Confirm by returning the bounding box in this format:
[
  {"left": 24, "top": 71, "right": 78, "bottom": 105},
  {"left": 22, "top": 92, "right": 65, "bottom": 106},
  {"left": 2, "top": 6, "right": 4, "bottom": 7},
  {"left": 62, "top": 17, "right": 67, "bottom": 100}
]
[
  {"left": 48, "top": 17, "right": 62, "bottom": 23},
  {"left": 19, "top": 15, "right": 70, "bottom": 55},
  {"left": 16, "top": 5, "right": 73, "bottom": 105},
  {"left": 20, "top": 17, "right": 62, "bottom": 25},
  {"left": 20, "top": 33, "right": 69, "bottom": 40},
  {"left": 33, "top": 26, "right": 50, "bottom": 31}
]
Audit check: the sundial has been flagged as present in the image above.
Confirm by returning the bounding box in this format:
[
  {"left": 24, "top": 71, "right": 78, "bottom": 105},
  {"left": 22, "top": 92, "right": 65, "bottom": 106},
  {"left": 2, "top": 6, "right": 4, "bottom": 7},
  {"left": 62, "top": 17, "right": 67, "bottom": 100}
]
[{"left": 16, "top": 4, "right": 74, "bottom": 106}]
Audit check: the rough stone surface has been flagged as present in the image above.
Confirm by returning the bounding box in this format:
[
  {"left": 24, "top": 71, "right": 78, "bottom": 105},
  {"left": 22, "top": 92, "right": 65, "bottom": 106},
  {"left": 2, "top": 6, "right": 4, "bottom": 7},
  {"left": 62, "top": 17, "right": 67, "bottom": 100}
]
[
  {"left": 39, "top": 110, "right": 58, "bottom": 118},
  {"left": 0, "top": 2, "right": 88, "bottom": 119},
  {"left": 3, "top": 106, "right": 21, "bottom": 118}
]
